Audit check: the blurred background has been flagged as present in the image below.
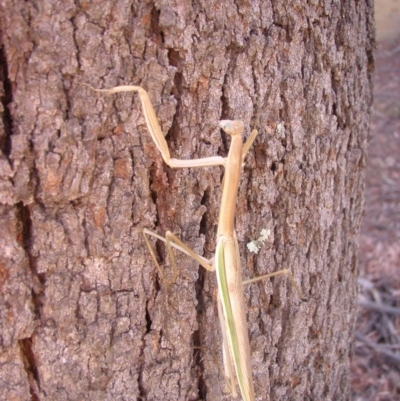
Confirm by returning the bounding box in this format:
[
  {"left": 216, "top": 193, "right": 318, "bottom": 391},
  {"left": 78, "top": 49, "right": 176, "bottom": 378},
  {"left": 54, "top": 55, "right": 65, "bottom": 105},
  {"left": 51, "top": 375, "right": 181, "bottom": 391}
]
[
  {"left": 375, "top": 0, "right": 400, "bottom": 41},
  {"left": 351, "top": 1, "right": 400, "bottom": 400}
]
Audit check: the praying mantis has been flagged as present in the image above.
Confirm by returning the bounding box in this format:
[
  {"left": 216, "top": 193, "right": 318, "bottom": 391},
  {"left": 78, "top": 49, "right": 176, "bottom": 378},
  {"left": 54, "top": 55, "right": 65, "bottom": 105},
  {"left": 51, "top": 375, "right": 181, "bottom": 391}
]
[{"left": 89, "top": 84, "right": 304, "bottom": 401}]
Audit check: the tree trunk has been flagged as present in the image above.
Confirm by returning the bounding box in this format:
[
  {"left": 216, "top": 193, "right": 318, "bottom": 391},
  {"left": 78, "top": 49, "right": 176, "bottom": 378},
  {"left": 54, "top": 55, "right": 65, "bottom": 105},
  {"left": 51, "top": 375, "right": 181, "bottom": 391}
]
[{"left": 0, "top": 1, "right": 374, "bottom": 400}]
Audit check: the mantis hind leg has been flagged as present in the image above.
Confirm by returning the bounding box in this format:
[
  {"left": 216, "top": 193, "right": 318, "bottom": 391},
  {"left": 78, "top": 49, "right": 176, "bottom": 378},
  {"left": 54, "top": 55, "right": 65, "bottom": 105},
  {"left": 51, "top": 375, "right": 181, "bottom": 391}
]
[
  {"left": 243, "top": 269, "right": 306, "bottom": 301},
  {"left": 142, "top": 228, "right": 214, "bottom": 284}
]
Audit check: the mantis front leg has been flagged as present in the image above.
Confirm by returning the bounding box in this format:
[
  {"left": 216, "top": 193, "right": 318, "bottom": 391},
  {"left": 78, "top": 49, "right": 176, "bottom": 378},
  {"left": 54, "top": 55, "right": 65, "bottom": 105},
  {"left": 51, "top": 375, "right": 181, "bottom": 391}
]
[
  {"left": 87, "top": 84, "right": 258, "bottom": 167},
  {"left": 87, "top": 84, "right": 226, "bottom": 168}
]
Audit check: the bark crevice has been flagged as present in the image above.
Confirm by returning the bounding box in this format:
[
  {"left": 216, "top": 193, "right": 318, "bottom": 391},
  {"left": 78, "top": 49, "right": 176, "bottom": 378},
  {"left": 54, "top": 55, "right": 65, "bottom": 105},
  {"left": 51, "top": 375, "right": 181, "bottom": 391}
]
[
  {"left": 18, "top": 338, "right": 41, "bottom": 401},
  {"left": 17, "top": 202, "right": 45, "bottom": 311},
  {"left": 0, "top": 43, "right": 13, "bottom": 157}
]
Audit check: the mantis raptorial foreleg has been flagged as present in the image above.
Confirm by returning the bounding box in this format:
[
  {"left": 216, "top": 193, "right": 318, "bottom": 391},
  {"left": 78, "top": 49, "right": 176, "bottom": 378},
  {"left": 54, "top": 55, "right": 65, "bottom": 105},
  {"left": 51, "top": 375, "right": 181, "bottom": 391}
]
[{"left": 90, "top": 84, "right": 305, "bottom": 401}]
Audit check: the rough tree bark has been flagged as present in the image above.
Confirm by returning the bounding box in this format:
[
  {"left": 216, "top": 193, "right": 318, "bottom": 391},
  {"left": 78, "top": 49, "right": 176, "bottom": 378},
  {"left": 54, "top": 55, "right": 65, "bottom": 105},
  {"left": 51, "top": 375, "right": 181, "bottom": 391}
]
[{"left": 0, "top": 1, "right": 374, "bottom": 400}]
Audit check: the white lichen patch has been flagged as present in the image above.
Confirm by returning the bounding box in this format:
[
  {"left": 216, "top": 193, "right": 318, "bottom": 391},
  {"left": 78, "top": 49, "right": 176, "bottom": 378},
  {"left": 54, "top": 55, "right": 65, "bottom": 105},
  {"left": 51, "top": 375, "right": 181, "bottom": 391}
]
[
  {"left": 247, "top": 228, "right": 271, "bottom": 254},
  {"left": 276, "top": 122, "right": 285, "bottom": 138}
]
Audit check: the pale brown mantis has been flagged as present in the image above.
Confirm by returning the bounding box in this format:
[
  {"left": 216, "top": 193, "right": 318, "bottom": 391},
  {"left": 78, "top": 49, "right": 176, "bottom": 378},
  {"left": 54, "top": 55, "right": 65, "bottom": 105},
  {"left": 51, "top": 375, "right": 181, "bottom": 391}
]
[{"left": 89, "top": 84, "right": 304, "bottom": 401}]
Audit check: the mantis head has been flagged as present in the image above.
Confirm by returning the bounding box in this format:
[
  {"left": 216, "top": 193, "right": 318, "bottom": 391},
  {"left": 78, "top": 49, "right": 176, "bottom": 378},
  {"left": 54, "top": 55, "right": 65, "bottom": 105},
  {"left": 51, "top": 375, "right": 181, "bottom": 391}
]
[{"left": 219, "top": 120, "right": 244, "bottom": 136}]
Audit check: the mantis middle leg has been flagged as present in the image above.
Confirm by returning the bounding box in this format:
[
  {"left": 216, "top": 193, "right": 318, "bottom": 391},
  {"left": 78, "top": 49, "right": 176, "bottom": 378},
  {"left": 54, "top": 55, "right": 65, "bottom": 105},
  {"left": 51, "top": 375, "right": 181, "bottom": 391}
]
[{"left": 143, "top": 228, "right": 214, "bottom": 284}]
